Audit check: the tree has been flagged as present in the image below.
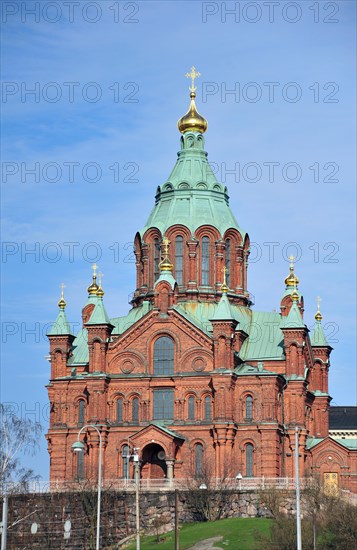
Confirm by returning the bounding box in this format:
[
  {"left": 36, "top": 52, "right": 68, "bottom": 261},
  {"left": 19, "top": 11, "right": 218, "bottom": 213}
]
[
  {"left": 0, "top": 402, "right": 42, "bottom": 491},
  {"left": 185, "top": 456, "right": 234, "bottom": 522}
]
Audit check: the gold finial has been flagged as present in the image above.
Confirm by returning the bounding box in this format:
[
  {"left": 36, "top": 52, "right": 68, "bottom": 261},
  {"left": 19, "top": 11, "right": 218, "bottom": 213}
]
[
  {"left": 87, "top": 263, "right": 99, "bottom": 295},
  {"left": 178, "top": 66, "right": 208, "bottom": 134},
  {"left": 185, "top": 66, "right": 201, "bottom": 93},
  {"left": 315, "top": 296, "right": 323, "bottom": 321},
  {"left": 221, "top": 266, "right": 229, "bottom": 294},
  {"left": 291, "top": 279, "right": 299, "bottom": 302},
  {"left": 96, "top": 272, "right": 104, "bottom": 298},
  {"left": 58, "top": 282, "right": 66, "bottom": 309},
  {"left": 284, "top": 255, "right": 299, "bottom": 288},
  {"left": 159, "top": 237, "right": 173, "bottom": 272}
]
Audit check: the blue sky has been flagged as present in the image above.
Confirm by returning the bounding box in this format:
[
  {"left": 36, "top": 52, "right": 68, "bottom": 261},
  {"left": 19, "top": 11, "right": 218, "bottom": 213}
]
[{"left": 1, "top": 1, "right": 356, "bottom": 479}]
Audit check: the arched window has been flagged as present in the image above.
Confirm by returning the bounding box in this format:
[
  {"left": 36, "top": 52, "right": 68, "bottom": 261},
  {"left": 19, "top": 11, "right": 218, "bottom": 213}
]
[
  {"left": 117, "top": 398, "right": 123, "bottom": 423},
  {"left": 132, "top": 397, "right": 139, "bottom": 422},
  {"left": 225, "top": 238, "right": 231, "bottom": 286},
  {"left": 245, "top": 396, "right": 253, "bottom": 421},
  {"left": 201, "top": 237, "right": 210, "bottom": 286},
  {"left": 77, "top": 450, "right": 84, "bottom": 480},
  {"left": 154, "top": 336, "right": 174, "bottom": 375},
  {"left": 246, "top": 443, "right": 254, "bottom": 477},
  {"left": 195, "top": 443, "right": 203, "bottom": 477},
  {"left": 204, "top": 396, "right": 211, "bottom": 421},
  {"left": 188, "top": 396, "right": 195, "bottom": 421},
  {"left": 78, "top": 399, "right": 85, "bottom": 424},
  {"left": 175, "top": 236, "right": 183, "bottom": 285},
  {"left": 154, "top": 238, "right": 160, "bottom": 282},
  {"left": 122, "top": 445, "right": 130, "bottom": 479}
]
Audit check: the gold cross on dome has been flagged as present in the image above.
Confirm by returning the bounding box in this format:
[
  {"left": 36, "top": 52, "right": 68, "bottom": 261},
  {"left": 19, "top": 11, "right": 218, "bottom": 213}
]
[
  {"left": 222, "top": 266, "right": 228, "bottom": 285},
  {"left": 317, "top": 296, "right": 322, "bottom": 312},
  {"left": 60, "top": 282, "right": 66, "bottom": 298},
  {"left": 162, "top": 237, "right": 170, "bottom": 256},
  {"left": 289, "top": 255, "right": 295, "bottom": 269},
  {"left": 92, "top": 263, "right": 98, "bottom": 277},
  {"left": 185, "top": 66, "right": 201, "bottom": 92},
  {"left": 98, "top": 272, "right": 103, "bottom": 286}
]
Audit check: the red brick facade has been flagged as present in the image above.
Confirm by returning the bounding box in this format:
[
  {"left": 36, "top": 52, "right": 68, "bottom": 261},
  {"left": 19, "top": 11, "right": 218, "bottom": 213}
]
[{"left": 46, "top": 115, "right": 356, "bottom": 494}]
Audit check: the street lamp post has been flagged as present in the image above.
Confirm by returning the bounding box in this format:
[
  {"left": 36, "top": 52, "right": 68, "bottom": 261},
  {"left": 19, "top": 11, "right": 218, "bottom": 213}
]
[
  {"left": 295, "top": 426, "right": 302, "bottom": 550},
  {"left": 72, "top": 424, "right": 103, "bottom": 550},
  {"left": 132, "top": 448, "right": 140, "bottom": 550}
]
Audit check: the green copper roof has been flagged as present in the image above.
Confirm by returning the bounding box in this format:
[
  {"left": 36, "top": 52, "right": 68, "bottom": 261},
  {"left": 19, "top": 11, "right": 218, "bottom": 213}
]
[
  {"left": 68, "top": 300, "right": 287, "bottom": 366},
  {"left": 154, "top": 271, "right": 177, "bottom": 290},
  {"left": 306, "top": 437, "right": 324, "bottom": 449},
  {"left": 333, "top": 438, "right": 357, "bottom": 450},
  {"left": 281, "top": 301, "right": 306, "bottom": 329},
  {"left": 140, "top": 132, "right": 245, "bottom": 239},
  {"left": 175, "top": 302, "right": 284, "bottom": 360},
  {"left": 311, "top": 320, "right": 329, "bottom": 346},
  {"left": 68, "top": 329, "right": 89, "bottom": 365},
  {"left": 85, "top": 298, "right": 112, "bottom": 325},
  {"left": 111, "top": 301, "right": 151, "bottom": 335},
  {"left": 48, "top": 309, "right": 73, "bottom": 336},
  {"left": 210, "top": 292, "right": 235, "bottom": 321}
]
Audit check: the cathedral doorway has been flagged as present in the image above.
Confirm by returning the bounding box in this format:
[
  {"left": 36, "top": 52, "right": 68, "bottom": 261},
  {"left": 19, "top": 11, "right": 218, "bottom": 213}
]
[{"left": 141, "top": 443, "right": 167, "bottom": 479}]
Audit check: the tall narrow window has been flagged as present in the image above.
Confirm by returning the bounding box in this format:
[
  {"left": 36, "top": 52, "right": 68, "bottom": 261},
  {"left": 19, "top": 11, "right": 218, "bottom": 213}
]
[
  {"left": 201, "top": 237, "right": 210, "bottom": 286},
  {"left": 188, "top": 396, "right": 195, "bottom": 421},
  {"left": 153, "top": 389, "right": 174, "bottom": 420},
  {"left": 246, "top": 443, "right": 254, "bottom": 477},
  {"left": 175, "top": 236, "right": 183, "bottom": 285},
  {"left": 132, "top": 397, "right": 139, "bottom": 422},
  {"left": 154, "top": 336, "right": 174, "bottom": 375},
  {"left": 122, "top": 445, "right": 129, "bottom": 479},
  {"left": 195, "top": 443, "right": 203, "bottom": 477},
  {"left": 245, "top": 396, "right": 253, "bottom": 421},
  {"left": 78, "top": 399, "right": 85, "bottom": 424},
  {"left": 225, "top": 238, "right": 231, "bottom": 287},
  {"left": 204, "top": 396, "right": 211, "bottom": 421},
  {"left": 77, "top": 450, "right": 84, "bottom": 480},
  {"left": 117, "top": 398, "right": 123, "bottom": 423},
  {"left": 154, "top": 238, "right": 160, "bottom": 282}
]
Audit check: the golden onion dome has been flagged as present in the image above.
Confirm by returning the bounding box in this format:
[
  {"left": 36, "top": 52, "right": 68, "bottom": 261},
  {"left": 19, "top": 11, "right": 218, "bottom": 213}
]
[
  {"left": 58, "top": 296, "right": 66, "bottom": 310},
  {"left": 178, "top": 90, "right": 208, "bottom": 134},
  {"left": 315, "top": 310, "right": 323, "bottom": 322},
  {"left": 315, "top": 296, "right": 322, "bottom": 321},
  {"left": 285, "top": 255, "right": 299, "bottom": 288},
  {"left": 291, "top": 289, "right": 299, "bottom": 302},
  {"left": 96, "top": 286, "right": 104, "bottom": 298},
  {"left": 87, "top": 276, "right": 99, "bottom": 295},
  {"left": 58, "top": 283, "right": 66, "bottom": 309}
]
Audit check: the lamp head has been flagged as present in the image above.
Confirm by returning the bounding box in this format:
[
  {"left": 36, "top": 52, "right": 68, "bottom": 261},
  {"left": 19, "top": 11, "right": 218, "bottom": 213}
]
[{"left": 72, "top": 440, "right": 85, "bottom": 453}]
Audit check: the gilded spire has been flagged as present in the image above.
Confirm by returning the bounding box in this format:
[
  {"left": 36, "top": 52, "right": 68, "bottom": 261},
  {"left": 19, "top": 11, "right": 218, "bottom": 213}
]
[
  {"left": 178, "top": 66, "right": 208, "bottom": 134},
  {"left": 58, "top": 282, "right": 66, "bottom": 310},
  {"left": 87, "top": 263, "right": 99, "bottom": 295},
  {"left": 96, "top": 272, "right": 104, "bottom": 298},
  {"left": 291, "top": 279, "right": 299, "bottom": 303},
  {"left": 159, "top": 237, "right": 173, "bottom": 272},
  {"left": 284, "top": 255, "right": 299, "bottom": 288},
  {"left": 315, "top": 296, "right": 323, "bottom": 321},
  {"left": 221, "top": 266, "right": 229, "bottom": 294}
]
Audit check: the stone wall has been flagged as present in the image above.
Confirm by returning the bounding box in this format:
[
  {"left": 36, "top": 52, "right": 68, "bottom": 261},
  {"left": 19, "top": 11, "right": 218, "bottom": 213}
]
[{"left": 4, "top": 489, "right": 290, "bottom": 549}]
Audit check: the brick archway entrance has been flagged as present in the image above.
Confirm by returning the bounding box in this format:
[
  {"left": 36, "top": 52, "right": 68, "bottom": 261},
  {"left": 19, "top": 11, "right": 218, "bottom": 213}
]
[{"left": 141, "top": 443, "right": 167, "bottom": 479}]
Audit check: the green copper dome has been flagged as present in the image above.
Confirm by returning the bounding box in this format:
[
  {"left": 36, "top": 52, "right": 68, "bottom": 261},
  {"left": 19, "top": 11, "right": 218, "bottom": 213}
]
[{"left": 140, "top": 132, "right": 245, "bottom": 238}]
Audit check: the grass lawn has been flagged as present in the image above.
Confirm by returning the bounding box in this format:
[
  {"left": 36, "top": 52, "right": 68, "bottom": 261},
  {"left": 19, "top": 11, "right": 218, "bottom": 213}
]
[{"left": 125, "top": 517, "right": 272, "bottom": 549}]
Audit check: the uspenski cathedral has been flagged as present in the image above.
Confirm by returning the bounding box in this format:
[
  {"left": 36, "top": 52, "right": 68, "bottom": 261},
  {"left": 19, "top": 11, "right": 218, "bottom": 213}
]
[{"left": 46, "top": 68, "right": 356, "bottom": 494}]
